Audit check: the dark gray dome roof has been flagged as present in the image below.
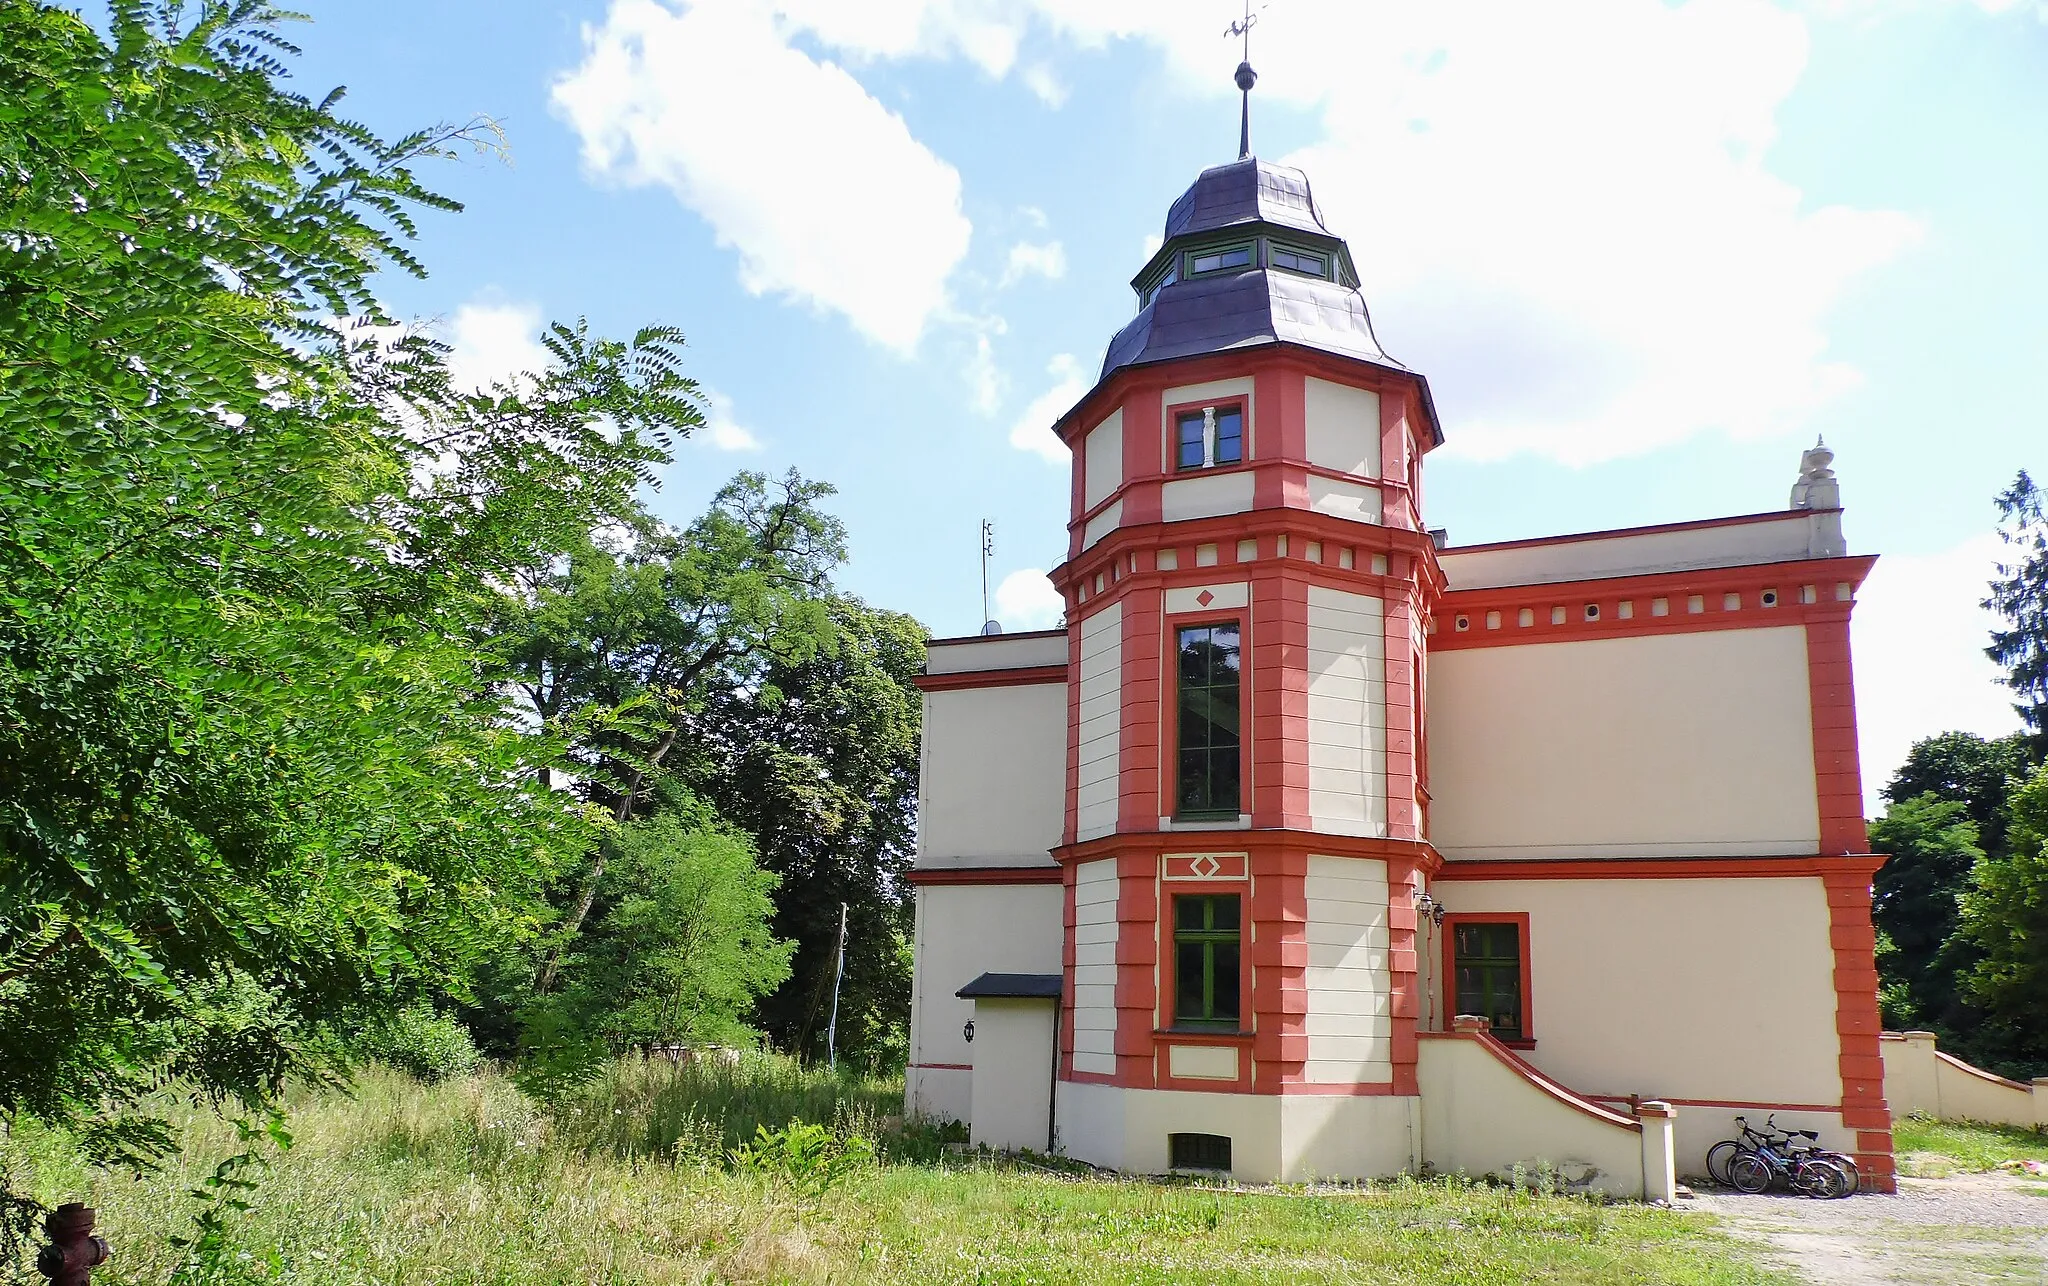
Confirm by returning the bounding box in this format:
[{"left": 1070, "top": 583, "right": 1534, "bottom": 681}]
[
  {"left": 1102, "top": 270, "right": 1393, "bottom": 375},
  {"left": 1161, "top": 157, "right": 1328, "bottom": 240}
]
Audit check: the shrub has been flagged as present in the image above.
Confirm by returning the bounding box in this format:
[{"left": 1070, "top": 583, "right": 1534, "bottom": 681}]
[{"left": 356, "top": 1004, "right": 482, "bottom": 1083}]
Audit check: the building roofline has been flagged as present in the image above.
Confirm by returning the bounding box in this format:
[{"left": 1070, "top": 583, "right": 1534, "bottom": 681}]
[
  {"left": 926, "top": 627, "right": 1066, "bottom": 648},
  {"left": 1440, "top": 508, "right": 1841, "bottom": 556}
]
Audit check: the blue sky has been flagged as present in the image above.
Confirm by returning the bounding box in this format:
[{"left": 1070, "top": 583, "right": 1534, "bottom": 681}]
[{"left": 271, "top": 0, "right": 2044, "bottom": 809}]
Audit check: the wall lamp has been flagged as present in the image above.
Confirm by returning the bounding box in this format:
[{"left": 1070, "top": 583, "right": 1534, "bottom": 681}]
[{"left": 1413, "top": 891, "right": 1448, "bottom": 927}]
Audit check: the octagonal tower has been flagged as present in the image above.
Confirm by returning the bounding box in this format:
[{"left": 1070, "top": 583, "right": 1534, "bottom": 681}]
[{"left": 1044, "top": 154, "right": 1448, "bottom": 1178}]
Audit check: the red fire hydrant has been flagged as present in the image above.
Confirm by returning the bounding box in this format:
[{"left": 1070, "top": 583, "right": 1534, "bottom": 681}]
[{"left": 36, "top": 1204, "right": 111, "bottom": 1285}]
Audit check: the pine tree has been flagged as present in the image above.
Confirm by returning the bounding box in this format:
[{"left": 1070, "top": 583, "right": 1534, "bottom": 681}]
[{"left": 1987, "top": 471, "right": 2048, "bottom": 755}]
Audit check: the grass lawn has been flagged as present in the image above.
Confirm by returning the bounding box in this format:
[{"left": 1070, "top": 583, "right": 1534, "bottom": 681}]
[
  {"left": 1893, "top": 1114, "right": 2048, "bottom": 1178},
  {"left": 2, "top": 1062, "right": 1794, "bottom": 1285}
]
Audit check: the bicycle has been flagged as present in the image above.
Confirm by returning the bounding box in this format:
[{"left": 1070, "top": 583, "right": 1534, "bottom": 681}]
[{"left": 1706, "top": 1115, "right": 1857, "bottom": 1198}]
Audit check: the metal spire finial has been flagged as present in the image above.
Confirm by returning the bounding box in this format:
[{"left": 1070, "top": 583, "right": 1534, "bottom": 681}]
[{"left": 1227, "top": 2, "right": 1263, "bottom": 160}]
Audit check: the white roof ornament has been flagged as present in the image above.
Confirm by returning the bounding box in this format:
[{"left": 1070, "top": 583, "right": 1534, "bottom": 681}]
[
  {"left": 1790, "top": 436, "right": 1838, "bottom": 511},
  {"left": 1791, "top": 437, "right": 1847, "bottom": 557}
]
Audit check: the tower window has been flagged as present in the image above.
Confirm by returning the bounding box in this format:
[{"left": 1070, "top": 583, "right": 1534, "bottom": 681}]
[
  {"left": 1186, "top": 244, "right": 1253, "bottom": 276},
  {"left": 1451, "top": 918, "right": 1528, "bottom": 1043},
  {"left": 1175, "top": 406, "right": 1244, "bottom": 471},
  {"left": 1269, "top": 245, "right": 1326, "bottom": 278},
  {"left": 1175, "top": 622, "right": 1241, "bottom": 817},
  {"left": 1172, "top": 894, "right": 1241, "bottom": 1030}
]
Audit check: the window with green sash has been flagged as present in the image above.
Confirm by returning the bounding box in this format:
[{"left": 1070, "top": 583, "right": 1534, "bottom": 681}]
[
  {"left": 1175, "top": 623, "right": 1241, "bottom": 817},
  {"left": 1173, "top": 894, "right": 1241, "bottom": 1030},
  {"left": 1452, "top": 920, "right": 1526, "bottom": 1042}
]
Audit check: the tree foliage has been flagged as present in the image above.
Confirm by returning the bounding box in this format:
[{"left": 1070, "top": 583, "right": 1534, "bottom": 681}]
[
  {"left": 1869, "top": 794, "right": 1985, "bottom": 1031},
  {"left": 1961, "top": 763, "right": 2048, "bottom": 1074},
  {"left": 692, "top": 596, "right": 926, "bottom": 1067},
  {"left": 1987, "top": 471, "right": 2048, "bottom": 754},
  {"left": 0, "top": 1, "right": 700, "bottom": 1141}
]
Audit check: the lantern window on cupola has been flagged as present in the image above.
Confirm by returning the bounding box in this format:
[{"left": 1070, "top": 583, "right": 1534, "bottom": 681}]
[
  {"left": 1186, "top": 243, "right": 1255, "bottom": 276},
  {"left": 1267, "top": 242, "right": 1327, "bottom": 278}
]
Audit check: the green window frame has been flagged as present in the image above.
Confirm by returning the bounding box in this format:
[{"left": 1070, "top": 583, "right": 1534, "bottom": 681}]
[
  {"left": 1268, "top": 243, "right": 1328, "bottom": 278},
  {"left": 1185, "top": 243, "right": 1254, "bottom": 276},
  {"left": 1452, "top": 920, "right": 1526, "bottom": 1043},
  {"left": 1173, "top": 894, "right": 1242, "bottom": 1030},
  {"left": 1175, "top": 622, "right": 1241, "bottom": 817}
]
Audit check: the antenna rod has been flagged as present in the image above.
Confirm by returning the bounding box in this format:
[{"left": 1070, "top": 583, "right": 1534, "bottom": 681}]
[
  {"left": 979, "top": 518, "right": 994, "bottom": 627},
  {"left": 1228, "top": 2, "right": 1260, "bottom": 160}
]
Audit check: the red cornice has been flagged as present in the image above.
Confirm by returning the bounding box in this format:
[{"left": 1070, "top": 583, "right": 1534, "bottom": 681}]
[
  {"left": 1434, "top": 854, "right": 1888, "bottom": 881},
  {"left": 907, "top": 865, "right": 1064, "bottom": 886},
  {"left": 1052, "top": 828, "right": 1445, "bottom": 875},
  {"left": 1054, "top": 511, "right": 1444, "bottom": 600},
  {"left": 1430, "top": 557, "right": 1877, "bottom": 651},
  {"left": 912, "top": 664, "right": 1069, "bottom": 692}
]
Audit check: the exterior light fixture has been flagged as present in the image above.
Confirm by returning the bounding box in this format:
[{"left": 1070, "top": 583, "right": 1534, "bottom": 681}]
[
  {"left": 1413, "top": 891, "right": 1448, "bottom": 927},
  {"left": 963, "top": 1019, "right": 975, "bottom": 1044}
]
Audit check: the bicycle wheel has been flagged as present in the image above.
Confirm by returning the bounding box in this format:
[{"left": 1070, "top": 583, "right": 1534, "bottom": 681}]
[
  {"left": 1729, "top": 1154, "right": 1773, "bottom": 1194},
  {"left": 1821, "top": 1152, "right": 1860, "bottom": 1193},
  {"left": 1794, "top": 1158, "right": 1854, "bottom": 1200},
  {"left": 1705, "top": 1140, "right": 1741, "bottom": 1186}
]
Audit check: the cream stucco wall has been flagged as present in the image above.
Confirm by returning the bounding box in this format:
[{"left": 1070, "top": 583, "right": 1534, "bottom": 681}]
[
  {"left": 1882, "top": 1032, "right": 2047, "bottom": 1127},
  {"left": 1071, "top": 857, "right": 1119, "bottom": 1076},
  {"left": 1430, "top": 627, "right": 1821, "bottom": 858},
  {"left": 970, "top": 998, "right": 1059, "bottom": 1152},
  {"left": 1303, "top": 377, "right": 1380, "bottom": 478},
  {"left": 1161, "top": 469, "right": 1256, "bottom": 523},
  {"left": 1307, "top": 475, "right": 1385, "bottom": 524},
  {"left": 1429, "top": 875, "right": 1846, "bottom": 1174},
  {"left": 1075, "top": 604, "right": 1123, "bottom": 842},
  {"left": 906, "top": 883, "right": 1063, "bottom": 1124},
  {"left": 1306, "top": 586, "right": 1388, "bottom": 837},
  {"left": 1416, "top": 1037, "right": 1652, "bottom": 1198},
  {"left": 919, "top": 683, "right": 1067, "bottom": 864},
  {"left": 1054, "top": 1081, "right": 1415, "bottom": 1182},
  {"left": 1304, "top": 855, "right": 1393, "bottom": 1083},
  {"left": 1082, "top": 408, "right": 1123, "bottom": 512},
  {"left": 926, "top": 630, "right": 1066, "bottom": 674},
  {"left": 1439, "top": 513, "right": 1831, "bottom": 590}
]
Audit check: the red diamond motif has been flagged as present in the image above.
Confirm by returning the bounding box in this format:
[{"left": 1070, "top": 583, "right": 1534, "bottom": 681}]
[{"left": 1196, "top": 590, "right": 1215, "bottom": 607}]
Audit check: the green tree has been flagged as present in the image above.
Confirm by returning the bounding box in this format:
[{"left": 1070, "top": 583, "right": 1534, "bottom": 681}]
[
  {"left": 692, "top": 597, "right": 926, "bottom": 1067},
  {"left": 1960, "top": 763, "right": 2048, "bottom": 1076},
  {"left": 1869, "top": 794, "right": 1985, "bottom": 1030},
  {"left": 491, "top": 470, "right": 847, "bottom": 998},
  {"left": 544, "top": 805, "right": 795, "bottom": 1052},
  {"left": 0, "top": 1, "right": 697, "bottom": 1146},
  {"left": 1988, "top": 471, "right": 2048, "bottom": 756},
  {"left": 1883, "top": 732, "right": 2034, "bottom": 862}
]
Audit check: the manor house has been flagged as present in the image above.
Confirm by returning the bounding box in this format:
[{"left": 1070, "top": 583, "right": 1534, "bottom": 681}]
[{"left": 903, "top": 132, "right": 1889, "bottom": 1197}]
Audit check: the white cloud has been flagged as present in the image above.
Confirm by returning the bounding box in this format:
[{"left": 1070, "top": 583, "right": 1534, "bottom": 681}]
[
  {"left": 1020, "top": 204, "right": 1050, "bottom": 229},
  {"left": 552, "top": 0, "right": 973, "bottom": 354},
  {"left": 1008, "top": 352, "right": 1089, "bottom": 462},
  {"left": 1021, "top": 62, "right": 1068, "bottom": 107},
  {"left": 1000, "top": 239, "right": 1068, "bottom": 286},
  {"left": 702, "top": 390, "right": 764, "bottom": 451},
  {"left": 795, "top": 0, "right": 1921, "bottom": 465},
  {"left": 448, "top": 300, "right": 549, "bottom": 391},
  {"left": 995, "top": 567, "right": 1065, "bottom": 629},
  {"left": 1852, "top": 534, "right": 2023, "bottom": 813},
  {"left": 966, "top": 331, "right": 1007, "bottom": 414},
  {"left": 766, "top": 0, "right": 1023, "bottom": 76}
]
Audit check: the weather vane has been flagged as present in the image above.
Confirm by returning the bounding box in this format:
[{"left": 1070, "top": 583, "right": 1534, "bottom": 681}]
[{"left": 1226, "top": 1, "right": 1267, "bottom": 159}]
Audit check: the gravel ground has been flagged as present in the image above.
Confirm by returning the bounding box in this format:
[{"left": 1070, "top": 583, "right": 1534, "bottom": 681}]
[{"left": 1688, "top": 1172, "right": 2048, "bottom": 1284}]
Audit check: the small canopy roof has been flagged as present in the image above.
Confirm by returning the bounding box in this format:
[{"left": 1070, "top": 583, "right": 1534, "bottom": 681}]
[
  {"left": 1161, "top": 157, "right": 1329, "bottom": 241},
  {"left": 955, "top": 972, "right": 1062, "bottom": 999}
]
